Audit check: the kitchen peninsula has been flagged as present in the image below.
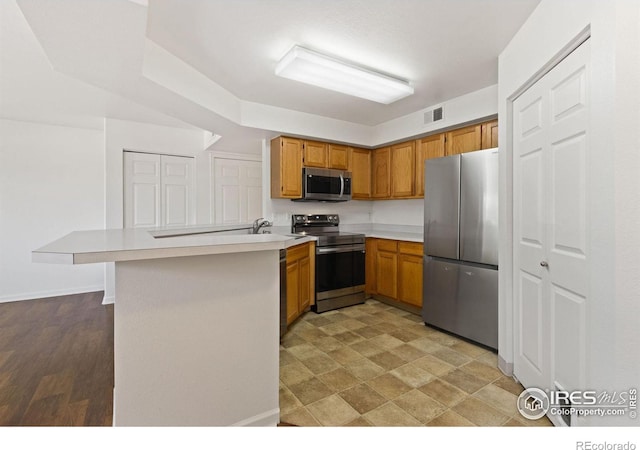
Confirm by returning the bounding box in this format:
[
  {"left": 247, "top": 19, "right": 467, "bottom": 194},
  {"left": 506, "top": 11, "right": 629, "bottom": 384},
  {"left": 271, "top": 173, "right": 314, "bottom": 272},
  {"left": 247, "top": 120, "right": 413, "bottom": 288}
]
[{"left": 33, "top": 227, "right": 299, "bottom": 426}]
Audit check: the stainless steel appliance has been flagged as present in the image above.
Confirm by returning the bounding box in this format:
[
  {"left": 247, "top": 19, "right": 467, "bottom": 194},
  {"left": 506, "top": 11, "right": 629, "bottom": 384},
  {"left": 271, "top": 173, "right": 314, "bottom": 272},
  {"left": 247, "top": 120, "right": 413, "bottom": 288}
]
[
  {"left": 293, "top": 168, "right": 352, "bottom": 202},
  {"left": 291, "top": 214, "right": 365, "bottom": 312},
  {"left": 422, "top": 148, "right": 499, "bottom": 349}
]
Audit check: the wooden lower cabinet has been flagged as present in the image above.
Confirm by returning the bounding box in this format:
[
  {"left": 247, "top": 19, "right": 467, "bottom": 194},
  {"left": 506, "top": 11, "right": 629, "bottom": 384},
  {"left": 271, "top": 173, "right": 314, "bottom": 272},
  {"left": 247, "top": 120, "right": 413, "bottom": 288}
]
[
  {"left": 286, "top": 242, "right": 314, "bottom": 325},
  {"left": 366, "top": 238, "right": 424, "bottom": 309}
]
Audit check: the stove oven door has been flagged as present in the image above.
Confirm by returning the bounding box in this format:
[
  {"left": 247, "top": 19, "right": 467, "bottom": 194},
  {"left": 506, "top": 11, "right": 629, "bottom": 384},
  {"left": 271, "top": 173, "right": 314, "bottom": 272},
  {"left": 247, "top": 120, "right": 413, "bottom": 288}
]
[{"left": 315, "top": 244, "right": 365, "bottom": 299}]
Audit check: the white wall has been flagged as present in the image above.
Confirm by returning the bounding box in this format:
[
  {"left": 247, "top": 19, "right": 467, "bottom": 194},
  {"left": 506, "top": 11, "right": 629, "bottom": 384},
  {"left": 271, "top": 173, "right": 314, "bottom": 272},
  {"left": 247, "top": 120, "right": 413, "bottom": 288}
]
[
  {"left": 498, "top": 0, "right": 639, "bottom": 425},
  {"left": 371, "top": 199, "right": 423, "bottom": 227},
  {"left": 0, "top": 119, "right": 105, "bottom": 302},
  {"left": 103, "top": 118, "right": 208, "bottom": 303}
]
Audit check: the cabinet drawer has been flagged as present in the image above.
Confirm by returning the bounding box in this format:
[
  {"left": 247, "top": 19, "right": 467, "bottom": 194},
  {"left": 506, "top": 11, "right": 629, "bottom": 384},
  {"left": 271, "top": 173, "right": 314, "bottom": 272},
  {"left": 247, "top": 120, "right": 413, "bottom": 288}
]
[
  {"left": 398, "top": 242, "right": 423, "bottom": 256},
  {"left": 287, "top": 243, "right": 309, "bottom": 261},
  {"left": 376, "top": 239, "right": 398, "bottom": 253}
]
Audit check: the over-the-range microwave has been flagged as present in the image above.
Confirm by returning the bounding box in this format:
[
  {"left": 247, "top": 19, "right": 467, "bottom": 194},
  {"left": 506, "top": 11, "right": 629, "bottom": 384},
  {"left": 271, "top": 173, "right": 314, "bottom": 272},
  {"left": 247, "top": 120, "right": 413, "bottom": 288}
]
[{"left": 292, "top": 167, "right": 352, "bottom": 202}]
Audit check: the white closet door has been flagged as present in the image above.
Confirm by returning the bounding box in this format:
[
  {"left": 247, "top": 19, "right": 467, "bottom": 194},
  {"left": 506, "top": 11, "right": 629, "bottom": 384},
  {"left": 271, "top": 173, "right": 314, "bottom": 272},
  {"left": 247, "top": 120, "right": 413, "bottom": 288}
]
[
  {"left": 161, "top": 155, "right": 196, "bottom": 227},
  {"left": 124, "top": 152, "right": 161, "bottom": 228},
  {"left": 513, "top": 40, "right": 590, "bottom": 396},
  {"left": 213, "top": 158, "right": 262, "bottom": 224},
  {"left": 124, "top": 152, "right": 195, "bottom": 228}
]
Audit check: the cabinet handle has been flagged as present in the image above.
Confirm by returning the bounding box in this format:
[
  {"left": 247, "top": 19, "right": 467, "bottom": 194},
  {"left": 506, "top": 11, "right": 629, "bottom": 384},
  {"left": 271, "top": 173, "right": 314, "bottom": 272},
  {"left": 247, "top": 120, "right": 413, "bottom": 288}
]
[{"left": 540, "top": 261, "right": 549, "bottom": 267}]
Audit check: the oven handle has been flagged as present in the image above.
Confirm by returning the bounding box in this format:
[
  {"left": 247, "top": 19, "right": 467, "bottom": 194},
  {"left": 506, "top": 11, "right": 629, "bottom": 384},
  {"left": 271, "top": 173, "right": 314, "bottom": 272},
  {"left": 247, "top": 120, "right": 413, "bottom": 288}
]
[
  {"left": 316, "top": 244, "right": 365, "bottom": 255},
  {"left": 339, "top": 174, "right": 344, "bottom": 198}
]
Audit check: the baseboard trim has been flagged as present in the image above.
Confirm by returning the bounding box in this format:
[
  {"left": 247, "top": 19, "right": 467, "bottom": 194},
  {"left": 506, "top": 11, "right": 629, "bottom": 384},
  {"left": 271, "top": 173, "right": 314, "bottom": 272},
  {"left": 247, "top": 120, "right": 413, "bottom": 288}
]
[
  {"left": 0, "top": 285, "right": 104, "bottom": 304},
  {"left": 231, "top": 408, "right": 279, "bottom": 427},
  {"left": 102, "top": 294, "right": 115, "bottom": 305},
  {"left": 498, "top": 355, "right": 513, "bottom": 376}
]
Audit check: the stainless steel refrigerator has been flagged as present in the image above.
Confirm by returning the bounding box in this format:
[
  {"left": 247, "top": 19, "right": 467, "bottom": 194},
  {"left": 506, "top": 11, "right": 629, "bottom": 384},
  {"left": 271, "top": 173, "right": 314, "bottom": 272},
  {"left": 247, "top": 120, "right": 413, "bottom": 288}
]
[{"left": 422, "top": 148, "right": 499, "bottom": 349}]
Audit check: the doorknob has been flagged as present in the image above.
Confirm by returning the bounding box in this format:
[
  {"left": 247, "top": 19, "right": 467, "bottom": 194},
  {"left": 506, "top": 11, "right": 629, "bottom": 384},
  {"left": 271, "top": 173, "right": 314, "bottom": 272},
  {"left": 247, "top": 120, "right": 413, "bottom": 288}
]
[{"left": 540, "top": 261, "right": 549, "bottom": 267}]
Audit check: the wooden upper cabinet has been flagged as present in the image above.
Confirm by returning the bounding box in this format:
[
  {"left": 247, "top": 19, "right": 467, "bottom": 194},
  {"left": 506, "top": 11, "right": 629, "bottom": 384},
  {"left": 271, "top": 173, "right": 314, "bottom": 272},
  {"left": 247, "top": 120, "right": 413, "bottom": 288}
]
[
  {"left": 270, "top": 137, "right": 302, "bottom": 198},
  {"left": 328, "top": 144, "right": 349, "bottom": 170},
  {"left": 481, "top": 120, "right": 499, "bottom": 149},
  {"left": 390, "top": 141, "right": 415, "bottom": 198},
  {"left": 303, "top": 140, "right": 328, "bottom": 168},
  {"left": 415, "top": 133, "right": 445, "bottom": 197},
  {"left": 372, "top": 147, "right": 391, "bottom": 198},
  {"left": 349, "top": 147, "right": 371, "bottom": 199},
  {"left": 446, "top": 124, "right": 482, "bottom": 155}
]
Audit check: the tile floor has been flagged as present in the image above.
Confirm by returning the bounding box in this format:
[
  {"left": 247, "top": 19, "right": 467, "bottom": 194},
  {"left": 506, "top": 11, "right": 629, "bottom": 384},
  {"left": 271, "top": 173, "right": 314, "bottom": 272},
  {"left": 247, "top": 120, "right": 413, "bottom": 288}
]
[{"left": 279, "top": 299, "right": 553, "bottom": 427}]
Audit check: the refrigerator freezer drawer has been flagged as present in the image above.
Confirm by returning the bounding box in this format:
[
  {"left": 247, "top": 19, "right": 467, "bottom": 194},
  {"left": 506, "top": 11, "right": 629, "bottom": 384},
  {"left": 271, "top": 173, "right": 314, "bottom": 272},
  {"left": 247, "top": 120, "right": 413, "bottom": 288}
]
[{"left": 422, "top": 258, "right": 498, "bottom": 349}]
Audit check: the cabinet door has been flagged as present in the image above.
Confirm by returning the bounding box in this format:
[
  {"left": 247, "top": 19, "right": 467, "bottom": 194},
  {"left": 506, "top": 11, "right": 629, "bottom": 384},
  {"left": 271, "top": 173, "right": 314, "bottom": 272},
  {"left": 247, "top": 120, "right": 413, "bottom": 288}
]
[
  {"left": 271, "top": 137, "right": 302, "bottom": 198},
  {"left": 303, "top": 140, "right": 328, "bottom": 168},
  {"left": 161, "top": 155, "right": 196, "bottom": 227},
  {"left": 213, "top": 158, "right": 262, "bottom": 224},
  {"left": 391, "top": 141, "right": 415, "bottom": 198},
  {"left": 481, "top": 120, "right": 499, "bottom": 149},
  {"left": 365, "top": 238, "right": 377, "bottom": 294},
  {"left": 415, "top": 134, "right": 445, "bottom": 197},
  {"left": 375, "top": 240, "right": 398, "bottom": 299},
  {"left": 372, "top": 147, "right": 391, "bottom": 198},
  {"left": 298, "top": 256, "right": 311, "bottom": 313},
  {"left": 350, "top": 148, "right": 371, "bottom": 199},
  {"left": 328, "top": 144, "right": 349, "bottom": 170},
  {"left": 286, "top": 260, "right": 300, "bottom": 325},
  {"left": 124, "top": 152, "right": 161, "bottom": 228},
  {"left": 446, "top": 124, "right": 482, "bottom": 155},
  {"left": 398, "top": 250, "right": 424, "bottom": 308}
]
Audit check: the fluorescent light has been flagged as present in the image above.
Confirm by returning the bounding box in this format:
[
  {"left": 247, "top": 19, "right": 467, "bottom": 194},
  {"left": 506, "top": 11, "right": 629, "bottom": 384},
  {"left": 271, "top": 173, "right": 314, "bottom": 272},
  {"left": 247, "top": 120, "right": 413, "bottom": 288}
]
[{"left": 275, "top": 46, "right": 413, "bottom": 104}]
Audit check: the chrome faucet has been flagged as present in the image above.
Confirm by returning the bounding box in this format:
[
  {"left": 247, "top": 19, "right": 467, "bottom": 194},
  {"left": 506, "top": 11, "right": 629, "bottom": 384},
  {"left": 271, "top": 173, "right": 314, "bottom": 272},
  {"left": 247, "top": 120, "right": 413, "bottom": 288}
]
[{"left": 251, "top": 217, "right": 272, "bottom": 234}]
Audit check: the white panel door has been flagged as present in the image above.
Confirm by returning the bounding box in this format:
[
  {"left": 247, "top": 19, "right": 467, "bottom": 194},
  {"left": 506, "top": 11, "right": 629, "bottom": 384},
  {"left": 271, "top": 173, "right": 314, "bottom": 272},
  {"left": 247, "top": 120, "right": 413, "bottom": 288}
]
[
  {"left": 161, "top": 155, "right": 196, "bottom": 227},
  {"left": 513, "top": 40, "right": 590, "bottom": 398},
  {"left": 124, "top": 152, "right": 161, "bottom": 228},
  {"left": 124, "top": 152, "right": 195, "bottom": 228},
  {"left": 213, "top": 158, "right": 262, "bottom": 224}
]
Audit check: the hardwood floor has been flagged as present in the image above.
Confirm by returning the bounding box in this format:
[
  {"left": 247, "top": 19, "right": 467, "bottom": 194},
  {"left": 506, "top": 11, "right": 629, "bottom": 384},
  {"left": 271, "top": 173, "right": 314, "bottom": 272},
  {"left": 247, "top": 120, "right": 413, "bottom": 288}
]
[{"left": 0, "top": 292, "right": 113, "bottom": 426}]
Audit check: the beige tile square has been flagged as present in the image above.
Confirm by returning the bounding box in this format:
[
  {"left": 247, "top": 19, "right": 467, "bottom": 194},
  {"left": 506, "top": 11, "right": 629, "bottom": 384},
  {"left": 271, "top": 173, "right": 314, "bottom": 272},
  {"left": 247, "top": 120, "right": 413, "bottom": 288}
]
[
  {"left": 441, "top": 369, "right": 489, "bottom": 394},
  {"left": 450, "top": 340, "right": 489, "bottom": 358},
  {"left": 364, "top": 402, "right": 422, "bottom": 426},
  {"left": 373, "top": 321, "right": 399, "bottom": 334},
  {"left": 356, "top": 314, "right": 386, "bottom": 326},
  {"left": 368, "top": 334, "right": 404, "bottom": 350},
  {"left": 280, "top": 361, "right": 315, "bottom": 386},
  {"left": 473, "top": 384, "right": 519, "bottom": 417},
  {"left": 344, "top": 417, "right": 373, "bottom": 426},
  {"left": 300, "top": 353, "right": 341, "bottom": 375},
  {"left": 368, "top": 351, "right": 407, "bottom": 371},
  {"left": 388, "top": 328, "right": 421, "bottom": 343},
  {"left": 476, "top": 351, "right": 499, "bottom": 368},
  {"left": 332, "top": 331, "right": 365, "bottom": 345},
  {"left": 286, "top": 343, "right": 326, "bottom": 361},
  {"left": 296, "top": 327, "right": 330, "bottom": 342},
  {"left": 393, "top": 389, "right": 446, "bottom": 423},
  {"left": 418, "top": 379, "right": 468, "bottom": 407},
  {"left": 340, "top": 318, "right": 368, "bottom": 330},
  {"left": 431, "top": 347, "right": 472, "bottom": 367},
  {"left": 349, "top": 340, "right": 384, "bottom": 357},
  {"left": 339, "top": 383, "right": 387, "bottom": 414},
  {"left": 393, "top": 343, "right": 427, "bottom": 362},
  {"left": 280, "top": 333, "right": 306, "bottom": 348},
  {"left": 318, "top": 322, "right": 349, "bottom": 336},
  {"left": 390, "top": 363, "right": 434, "bottom": 388},
  {"left": 426, "top": 410, "right": 475, "bottom": 427},
  {"left": 428, "top": 330, "right": 463, "bottom": 346},
  {"left": 354, "top": 325, "right": 385, "bottom": 339},
  {"left": 288, "top": 377, "right": 334, "bottom": 405},
  {"left": 279, "top": 385, "right": 302, "bottom": 414},
  {"left": 326, "top": 346, "right": 364, "bottom": 365},
  {"left": 408, "top": 337, "right": 448, "bottom": 354},
  {"left": 366, "top": 373, "right": 413, "bottom": 400},
  {"left": 493, "top": 376, "right": 525, "bottom": 397},
  {"left": 460, "top": 360, "right": 503, "bottom": 383},
  {"left": 318, "top": 368, "right": 360, "bottom": 392},
  {"left": 279, "top": 348, "right": 298, "bottom": 366},
  {"left": 304, "top": 315, "right": 333, "bottom": 327},
  {"left": 307, "top": 395, "right": 360, "bottom": 426},
  {"left": 452, "top": 397, "right": 510, "bottom": 426},
  {"left": 506, "top": 414, "right": 554, "bottom": 427},
  {"left": 311, "top": 336, "right": 344, "bottom": 353},
  {"left": 280, "top": 407, "right": 320, "bottom": 426},
  {"left": 345, "top": 358, "right": 386, "bottom": 381},
  {"left": 412, "top": 354, "right": 456, "bottom": 376}
]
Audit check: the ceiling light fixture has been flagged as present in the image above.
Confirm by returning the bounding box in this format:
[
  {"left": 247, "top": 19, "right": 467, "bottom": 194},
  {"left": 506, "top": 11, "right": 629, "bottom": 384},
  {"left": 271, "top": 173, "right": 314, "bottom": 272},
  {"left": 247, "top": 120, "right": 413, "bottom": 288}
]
[{"left": 275, "top": 46, "right": 413, "bottom": 104}]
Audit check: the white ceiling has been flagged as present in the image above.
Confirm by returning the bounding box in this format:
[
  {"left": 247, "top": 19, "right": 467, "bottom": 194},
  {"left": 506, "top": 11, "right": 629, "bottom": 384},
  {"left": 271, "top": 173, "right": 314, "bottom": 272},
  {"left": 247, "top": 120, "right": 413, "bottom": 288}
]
[{"left": 0, "top": 0, "right": 540, "bottom": 150}]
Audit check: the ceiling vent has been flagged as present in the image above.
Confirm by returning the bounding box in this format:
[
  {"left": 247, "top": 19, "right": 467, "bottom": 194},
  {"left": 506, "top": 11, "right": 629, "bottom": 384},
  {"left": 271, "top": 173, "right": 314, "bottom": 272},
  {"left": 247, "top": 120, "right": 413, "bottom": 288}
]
[{"left": 424, "top": 106, "right": 444, "bottom": 125}]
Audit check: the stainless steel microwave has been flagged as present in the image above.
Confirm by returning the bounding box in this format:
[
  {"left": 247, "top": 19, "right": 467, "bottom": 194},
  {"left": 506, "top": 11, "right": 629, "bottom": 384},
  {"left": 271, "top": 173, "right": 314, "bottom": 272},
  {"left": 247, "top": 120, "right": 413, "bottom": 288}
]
[{"left": 293, "top": 167, "right": 352, "bottom": 202}]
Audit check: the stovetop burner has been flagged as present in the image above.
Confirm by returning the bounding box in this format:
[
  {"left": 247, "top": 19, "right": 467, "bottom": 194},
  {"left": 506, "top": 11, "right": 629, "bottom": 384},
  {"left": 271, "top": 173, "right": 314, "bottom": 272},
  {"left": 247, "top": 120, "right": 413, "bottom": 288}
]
[{"left": 291, "top": 214, "right": 365, "bottom": 247}]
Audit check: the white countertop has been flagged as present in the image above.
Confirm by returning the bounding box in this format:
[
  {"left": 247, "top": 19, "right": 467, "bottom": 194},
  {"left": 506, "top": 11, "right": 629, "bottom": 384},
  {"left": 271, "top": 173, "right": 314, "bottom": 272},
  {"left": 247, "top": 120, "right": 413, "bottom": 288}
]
[{"left": 33, "top": 228, "right": 299, "bottom": 265}]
